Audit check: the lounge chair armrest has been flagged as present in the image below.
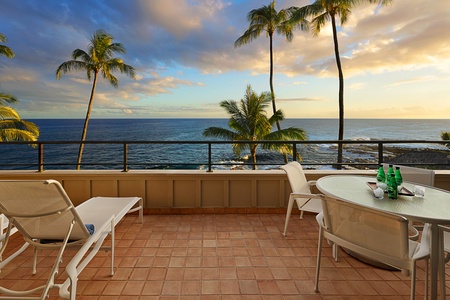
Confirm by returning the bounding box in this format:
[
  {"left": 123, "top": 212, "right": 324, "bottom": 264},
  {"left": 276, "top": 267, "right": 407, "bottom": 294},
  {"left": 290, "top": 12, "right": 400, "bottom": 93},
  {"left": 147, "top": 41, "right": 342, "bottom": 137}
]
[{"left": 290, "top": 192, "right": 322, "bottom": 199}]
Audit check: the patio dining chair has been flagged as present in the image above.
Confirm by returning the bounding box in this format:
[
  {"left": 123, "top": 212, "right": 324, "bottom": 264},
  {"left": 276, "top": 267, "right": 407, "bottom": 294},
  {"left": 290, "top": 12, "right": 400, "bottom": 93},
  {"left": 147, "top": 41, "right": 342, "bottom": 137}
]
[
  {"left": 280, "top": 161, "right": 322, "bottom": 236},
  {"left": 439, "top": 225, "right": 450, "bottom": 298},
  {"left": 381, "top": 163, "right": 435, "bottom": 186},
  {"left": 315, "top": 195, "right": 431, "bottom": 300},
  {"left": 382, "top": 163, "right": 435, "bottom": 240},
  {"left": 0, "top": 179, "right": 143, "bottom": 300}
]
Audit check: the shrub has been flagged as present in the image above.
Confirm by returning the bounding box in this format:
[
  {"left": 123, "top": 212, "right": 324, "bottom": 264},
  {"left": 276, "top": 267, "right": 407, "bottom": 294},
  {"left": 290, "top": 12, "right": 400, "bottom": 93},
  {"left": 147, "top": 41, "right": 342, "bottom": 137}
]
[{"left": 441, "top": 131, "right": 450, "bottom": 147}]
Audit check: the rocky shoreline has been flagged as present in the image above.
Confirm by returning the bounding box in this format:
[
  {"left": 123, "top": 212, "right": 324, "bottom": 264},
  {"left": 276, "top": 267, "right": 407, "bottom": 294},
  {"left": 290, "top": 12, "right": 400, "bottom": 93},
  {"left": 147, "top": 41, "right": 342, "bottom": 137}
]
[
  {"left": 341, "top": 145, "right": 450, "bottom": 170},
  {"left": 384, "top": 147, "right": 450, "bottom": 169}
]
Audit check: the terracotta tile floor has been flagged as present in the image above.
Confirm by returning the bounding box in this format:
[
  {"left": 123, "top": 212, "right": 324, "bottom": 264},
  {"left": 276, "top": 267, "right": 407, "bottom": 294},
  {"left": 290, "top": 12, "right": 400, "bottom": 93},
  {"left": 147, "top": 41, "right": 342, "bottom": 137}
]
[{"left": 1, "top": 212, "right": 447, "bottom": 299}]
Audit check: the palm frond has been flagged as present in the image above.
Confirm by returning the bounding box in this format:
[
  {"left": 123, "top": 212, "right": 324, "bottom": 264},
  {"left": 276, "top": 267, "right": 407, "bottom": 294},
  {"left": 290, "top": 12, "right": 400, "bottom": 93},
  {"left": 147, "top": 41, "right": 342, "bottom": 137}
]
[
  {"left": 0, "top": 45, "right": 14, "bottom": 59},
  {"left": 203, "top": 127, "right": 239, "bottom": 140},
  {"left": 0, "top": 92, "right": 19, "bottom": 105},
  {"left": 0, "top": 33, "right": 15, "bottom": 58},
  {"left": 0, "top": 106, "right": 20, "bottom": 120},
  {"left": 56, "top": 60, "right": 90, "bottom": 79},
  {"left": 0, "top": 112, "right": 40, "bottom": 146},
  {"left": 0, "top": 128, "right": 38, "bottom": 144}
]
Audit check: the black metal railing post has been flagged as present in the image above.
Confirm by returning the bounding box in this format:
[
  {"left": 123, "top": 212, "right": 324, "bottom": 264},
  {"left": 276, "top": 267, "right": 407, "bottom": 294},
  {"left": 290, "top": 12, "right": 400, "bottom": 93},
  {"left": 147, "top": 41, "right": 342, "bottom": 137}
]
[
  {"left": 38, "top": 143, "right": 44, "bottom": 172},
  {"left": 293, "top": 142, "right": 298, "bottom": 162},
  {"left": 207, "top": 143, "right": 212, "bottom": 172},
  {"left": 378, "top": 142, "right": 384, "bottom": 165},
  {"left": 123, "top": 143, "right": 129, "bottom": 172}
]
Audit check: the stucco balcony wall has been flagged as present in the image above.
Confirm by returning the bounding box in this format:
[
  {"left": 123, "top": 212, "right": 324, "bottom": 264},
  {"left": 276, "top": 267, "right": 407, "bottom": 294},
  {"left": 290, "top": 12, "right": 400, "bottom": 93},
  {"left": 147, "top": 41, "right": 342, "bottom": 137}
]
[{"left": 0, "top": 170, "right": 449, "bottom": 213}]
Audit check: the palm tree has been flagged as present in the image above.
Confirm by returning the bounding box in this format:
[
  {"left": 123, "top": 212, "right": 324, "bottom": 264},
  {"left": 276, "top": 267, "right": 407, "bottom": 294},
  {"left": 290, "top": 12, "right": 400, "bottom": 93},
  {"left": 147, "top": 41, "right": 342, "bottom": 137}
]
[
  {"left": 203, "top": 85, "right": 306, "bottom": 170},
  {"left": 288, "top": 0, "right": 391, "bottom": 168},
  {"left": 234, "top": 1, "right": 308, "bottom": 163},
  {"left": 56, "top": 29, "right": 136, "bottom": 170},
  {"left": 0, "top": 33, "right": 39, "bottom": 144}
]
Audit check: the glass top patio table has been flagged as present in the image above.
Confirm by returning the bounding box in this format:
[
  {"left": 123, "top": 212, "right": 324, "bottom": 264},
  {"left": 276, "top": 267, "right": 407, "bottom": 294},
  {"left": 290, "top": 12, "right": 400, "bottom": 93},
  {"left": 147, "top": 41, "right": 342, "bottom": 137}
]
[{"left": 316, "top": 175, "right": 450, "bottom": 300}]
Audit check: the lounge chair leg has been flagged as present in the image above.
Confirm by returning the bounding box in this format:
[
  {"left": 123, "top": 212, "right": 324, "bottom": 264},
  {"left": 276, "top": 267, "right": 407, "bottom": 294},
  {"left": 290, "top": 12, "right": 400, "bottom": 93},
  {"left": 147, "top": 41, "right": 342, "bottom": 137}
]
[
  {"left": 110, "top": 219, "right": 115, "bottom": 276},
  {"left": 300, "top": 210, "right": 304, "bottom": 219},
  {"left": 32, "top": 246, "right": 38, "bottom": 274},
  {"left": 332, "top": 243, "right": 339, "bottom": 261},
  {"left": 70, "top": 279, "right": 77, "bottom": 300}
]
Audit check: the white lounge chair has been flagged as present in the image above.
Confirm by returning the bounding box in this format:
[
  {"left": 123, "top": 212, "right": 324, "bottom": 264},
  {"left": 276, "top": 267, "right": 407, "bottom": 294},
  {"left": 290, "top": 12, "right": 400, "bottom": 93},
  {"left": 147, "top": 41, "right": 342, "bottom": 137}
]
[
  {"left": 1, "top": 213, "right": 30, "bottom": 271},
  {"left": 0, "top": 179, "right": 143, "bottom": 300},
  {"left": 315, "top": 195, "right": 431, "bottom": 300},
  {"left": 280, "top": 161, "right": 322, "bottom": 236}
]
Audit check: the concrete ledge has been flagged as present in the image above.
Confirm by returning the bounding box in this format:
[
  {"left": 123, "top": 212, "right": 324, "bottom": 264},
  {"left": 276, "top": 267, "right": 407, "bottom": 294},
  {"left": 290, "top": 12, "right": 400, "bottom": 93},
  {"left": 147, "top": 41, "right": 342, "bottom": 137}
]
[{"left": 0, "top": 169, "right": 448, "bottom": 211}]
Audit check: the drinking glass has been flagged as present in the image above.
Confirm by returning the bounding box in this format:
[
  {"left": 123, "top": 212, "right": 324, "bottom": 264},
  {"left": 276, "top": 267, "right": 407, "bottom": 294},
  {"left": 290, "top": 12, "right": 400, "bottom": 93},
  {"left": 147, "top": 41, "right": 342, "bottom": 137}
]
[
  {"left": 413, "top": 185, "right": 425, "bottom": 197},
  {"left": 373, "top": 187, "right": 384, "bottom": 199}
]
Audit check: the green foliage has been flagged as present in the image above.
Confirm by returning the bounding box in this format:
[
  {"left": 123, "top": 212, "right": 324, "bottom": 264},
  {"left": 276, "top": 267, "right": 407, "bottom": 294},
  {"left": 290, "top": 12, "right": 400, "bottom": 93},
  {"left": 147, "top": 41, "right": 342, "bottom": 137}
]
[
  {"left": 441, "top": 131, "right": 450, "bottom": 147},
  {"left": 0, "top": 33, "right": 15, "bottom": 59},
  {"left": 0, "top": 106, "right": 40, "bottom": 144},
  {"left": 56, "top": 29, "right": 136, "bottom": 85},
  {"left": 234, "top": 1, "right": 297, "bottom": 48},
  {"left": 203, "top": 85, "right": 306, "bottom": 170}
]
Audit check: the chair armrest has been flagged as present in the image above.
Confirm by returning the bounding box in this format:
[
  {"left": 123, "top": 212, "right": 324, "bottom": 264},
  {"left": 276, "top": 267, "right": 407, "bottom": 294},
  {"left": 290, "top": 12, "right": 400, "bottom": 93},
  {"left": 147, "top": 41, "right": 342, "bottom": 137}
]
[
  {"left": 413, "top": 223, "right": 431, "bottom": 260},
  {"left": 316, "top": 211, "right": 324, "bottom": 225},
  {"left": 291, "top": 192, "right": 322, "bottom": 199},
  {"left": 439, "top": 225, "right": 450, "bottom": 232},
  {"left": 307, "top": 180, "right": 317, "bottom": 188}
]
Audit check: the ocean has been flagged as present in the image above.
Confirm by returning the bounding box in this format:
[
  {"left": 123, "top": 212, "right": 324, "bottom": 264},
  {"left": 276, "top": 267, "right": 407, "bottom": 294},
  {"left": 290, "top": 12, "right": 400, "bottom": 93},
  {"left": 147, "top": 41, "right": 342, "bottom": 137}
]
[{"left": 1, "top": 118, "right": 449, "bottom": 170}]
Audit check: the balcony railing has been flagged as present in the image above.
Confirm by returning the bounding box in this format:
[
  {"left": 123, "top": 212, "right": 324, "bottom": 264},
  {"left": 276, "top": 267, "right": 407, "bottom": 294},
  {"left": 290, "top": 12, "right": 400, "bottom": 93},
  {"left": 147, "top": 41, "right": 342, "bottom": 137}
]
[{"left": 0, "top": 140, "right": 448, "bottom": 172}]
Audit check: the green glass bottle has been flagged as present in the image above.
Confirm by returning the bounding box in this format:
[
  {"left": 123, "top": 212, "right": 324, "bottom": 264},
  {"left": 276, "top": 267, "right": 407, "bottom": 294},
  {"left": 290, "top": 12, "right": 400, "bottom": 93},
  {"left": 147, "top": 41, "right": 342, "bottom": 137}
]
[
  {"left": 395, "top": 166, "right": 403, "bottom": 186},
  {"left": 386, "top": 164, "right": 394, "bottom": 184},
  {"left": 376, "top": 165, "right": 386, "bottom": 182},
  {"left": 387, "top": 173, "right": 398, "bottom": 199}
]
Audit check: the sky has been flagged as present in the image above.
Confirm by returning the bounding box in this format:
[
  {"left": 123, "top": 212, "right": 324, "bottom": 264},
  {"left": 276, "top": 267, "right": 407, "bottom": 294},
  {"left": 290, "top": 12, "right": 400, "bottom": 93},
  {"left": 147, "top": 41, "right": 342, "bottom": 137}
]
[{"left": 0, "top": 0, "right": 449, "bottom": 119}]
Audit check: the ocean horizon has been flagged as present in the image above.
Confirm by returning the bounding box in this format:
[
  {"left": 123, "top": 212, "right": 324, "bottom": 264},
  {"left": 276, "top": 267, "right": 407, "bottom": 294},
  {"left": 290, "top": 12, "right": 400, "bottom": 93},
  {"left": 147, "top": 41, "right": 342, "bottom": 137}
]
[{"left": 1, "top": 118, "right": 449, "bottom": 170}]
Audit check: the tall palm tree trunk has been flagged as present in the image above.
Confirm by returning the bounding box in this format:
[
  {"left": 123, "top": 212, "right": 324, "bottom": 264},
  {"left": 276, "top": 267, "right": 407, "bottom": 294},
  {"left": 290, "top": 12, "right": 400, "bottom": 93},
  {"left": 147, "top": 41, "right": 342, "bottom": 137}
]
[
  {"left": 269, "top": 34, "right": 278, "bottom": 124},
  {"left": 331, "top": 14, "right": 345, "bottom": 170},
  {"left": 251, "top": 145, "right": 258, "bottom": 170},
  {"left": 269, "top": 34, "right": 288, "bottom": 163},
  {"left": 77, "top": 72, "right": 98, "bottom": 170}
]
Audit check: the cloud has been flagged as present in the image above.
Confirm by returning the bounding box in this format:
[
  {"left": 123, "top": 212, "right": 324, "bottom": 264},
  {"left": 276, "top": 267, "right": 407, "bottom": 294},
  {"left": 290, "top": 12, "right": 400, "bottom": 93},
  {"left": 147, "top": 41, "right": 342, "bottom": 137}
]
[
  {"left": 349, "top": 83, "right": 367, "bottom": 90},
  {"left": 137, "top": 0, "right": 228, "bottom": 39},
  {"left": 277, "top": 97, "right": 324, "bottom": 103},
  {"left": 385, "top": 76, "right": 437, "bottom": 87}
]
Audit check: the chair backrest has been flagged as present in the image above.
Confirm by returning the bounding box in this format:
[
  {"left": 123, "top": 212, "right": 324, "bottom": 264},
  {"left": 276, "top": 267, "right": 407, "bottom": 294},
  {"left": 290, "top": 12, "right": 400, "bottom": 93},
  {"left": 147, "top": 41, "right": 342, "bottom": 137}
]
[
  {"left": 321, "top": 195, "right": 409, "bottom": 261},
  {"left": 382, "top": 163, "right": 435, "bottom": 186},
  {"left": 0, "top": 180, "right": 90, "bottom": 243},
  {"left": 280, "top": 161, "right": 311, "bottom": 194}
]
